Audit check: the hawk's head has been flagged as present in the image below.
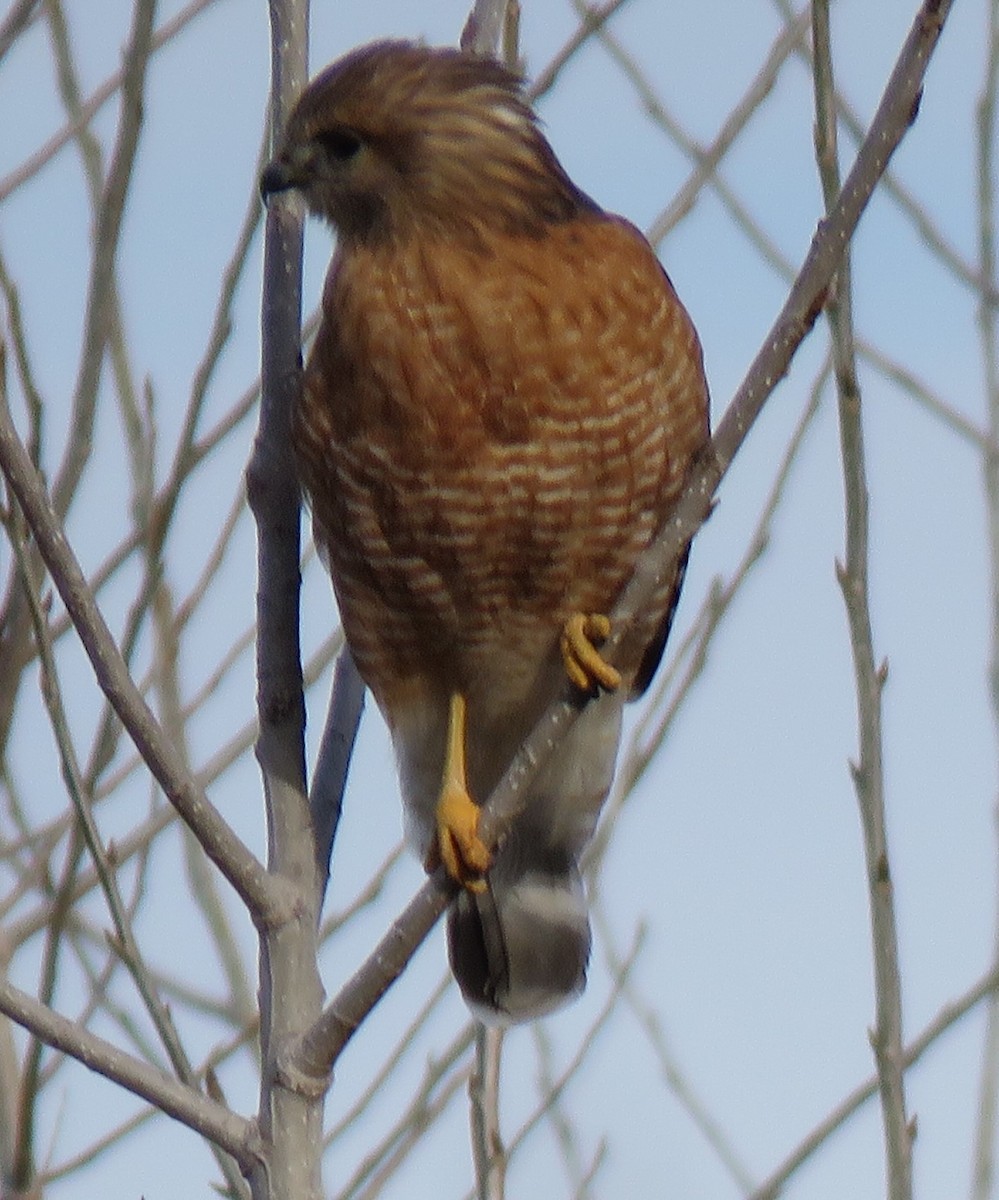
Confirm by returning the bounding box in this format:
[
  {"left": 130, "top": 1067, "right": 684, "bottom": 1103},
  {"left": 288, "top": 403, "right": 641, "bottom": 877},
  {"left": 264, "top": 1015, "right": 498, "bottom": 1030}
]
[{"left": 260, "top": 40, "right": 598, "bottom": 244}]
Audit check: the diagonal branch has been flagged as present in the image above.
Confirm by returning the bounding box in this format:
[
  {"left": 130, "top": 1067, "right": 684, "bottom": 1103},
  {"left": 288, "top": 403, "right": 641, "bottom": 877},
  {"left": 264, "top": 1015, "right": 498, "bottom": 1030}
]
[
  {"left": 0, "top": 975, "right": 261, "bottom": 1171},
  {"left": 0, "top": 0, "right": 221, "bottom": 203},
  {"left": 285, "top": 0, "right": 954, "bottom": 1083},
  {"left": 7, "top": 517, "right": 249, "bottom": 1199},
  {"left": 0, "top": 0, "right": 40, "bottom": 64},
  {"left": 751, "top": 962, "right": 999, "bottom": 1200},
  {"left": 0, "top": 355, "right": 288, "bottom": 927}
]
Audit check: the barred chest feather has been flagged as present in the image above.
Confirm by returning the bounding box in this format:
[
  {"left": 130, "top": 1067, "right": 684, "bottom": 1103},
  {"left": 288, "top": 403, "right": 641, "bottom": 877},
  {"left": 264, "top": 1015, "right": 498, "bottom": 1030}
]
[{"left": 293, "top": 213, "right": 708, "bottom": 715}]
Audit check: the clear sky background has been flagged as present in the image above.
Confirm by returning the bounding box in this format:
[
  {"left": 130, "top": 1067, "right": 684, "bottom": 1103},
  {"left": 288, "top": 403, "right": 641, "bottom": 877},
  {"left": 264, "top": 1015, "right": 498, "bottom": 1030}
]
[{"left": 0, "top": 1, "right": 995, "bottom": 1197}]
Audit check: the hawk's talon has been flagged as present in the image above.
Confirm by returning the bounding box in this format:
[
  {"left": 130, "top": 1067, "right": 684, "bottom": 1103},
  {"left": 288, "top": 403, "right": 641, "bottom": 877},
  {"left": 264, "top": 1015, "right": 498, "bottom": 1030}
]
[
  {"left": 560, "top": 613, "right": 622, "bottom": 693},
  {"left": 433, "top": 693, "right": 491, "bottom": 892},
  {"left": 436, "top": 784, "right": 490, "bottom": 892}
]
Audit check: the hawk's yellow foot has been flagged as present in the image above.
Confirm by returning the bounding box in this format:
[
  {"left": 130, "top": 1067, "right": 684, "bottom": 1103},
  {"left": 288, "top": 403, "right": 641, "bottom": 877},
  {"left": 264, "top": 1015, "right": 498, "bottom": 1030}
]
[
  {"left": 560, "top": 613, "right": 622, "bottom": 693},
  {"left": 433, "top": 693, "right": 490, "bottom": 892}
]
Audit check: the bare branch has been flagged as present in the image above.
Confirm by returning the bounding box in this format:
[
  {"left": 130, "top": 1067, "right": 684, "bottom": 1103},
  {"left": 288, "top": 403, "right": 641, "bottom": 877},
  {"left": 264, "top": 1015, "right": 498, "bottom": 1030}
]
[
  {"left": 0, "top": 975, "right": 261, "bottom": 1170},
  {"left": 972, "top": 0, "right": 999, "bottom": 1194},
  {"left": 0, "top": 0, "right": 40, "bottom": 64},
  {"left": 3, "top": 626, "right": 341, "bottom": 958},
  {"left": 311, "top": 648, "right": 365, "bottom": 906},
  {"left": 334, "top": 1024, "right": 475, "bottom": 1200},
  {"left": 528, "top": 0, "right": 632, "bottom": 101},
  {"left": 0, "top": 384, "right": 286, "bottom": 925},
  {"left": 460, "top": 0, "right": 510, "bottom": 56},
  {"left": 8, "top": 525, "right": 239, "bottom": 1175},
  {"left": 813, "top": 4, "right": 911, "bottom": 1193},
  {"left": 533, "top": 1024, "right": 595, "bottom": 1196},
  {"left": 0, "top": 0, "right": 222, "bottom": 203},
  {"left": 251, "top": 4, "right": 328, "bottom": 1199},
  {"left": 751, "top": 963, "right": 999, "bottom": 1200},
  {"left": 591, "top": 902, "right": 754, "bottom": 1190},
  {"left": 49, "top": 0, "right": 154, "bottom": 519},
  {"left": 470, "top": 1025, "right": 506, "bottom": 1200}
]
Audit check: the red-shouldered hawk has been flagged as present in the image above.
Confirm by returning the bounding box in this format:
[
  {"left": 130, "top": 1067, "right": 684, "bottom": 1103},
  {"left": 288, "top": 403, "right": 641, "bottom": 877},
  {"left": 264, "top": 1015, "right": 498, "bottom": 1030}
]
[{"left": 261, "top": 40, "right": 709, "bottom": 1022}]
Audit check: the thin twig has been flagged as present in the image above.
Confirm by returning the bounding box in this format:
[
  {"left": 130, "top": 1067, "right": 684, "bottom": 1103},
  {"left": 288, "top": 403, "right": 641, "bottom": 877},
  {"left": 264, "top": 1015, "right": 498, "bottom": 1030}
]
[
  {"left": 153, "top": 584, "right": 256, "bottom": 1031},
  {"left": 470, "top": 1024, "right": 506, "bottom": 1200},
  {"left": 528, "top": 0, "right": 632, "bottom": 101},
  {"left": 38, "top": 310, "right": 319, "bottom": 661},
  {"left": 324, "top": 973, "right": 453, "bottom": 1146},
  {"left": 591, "top": 902, "right": 754, "bottom": 1190},
  {"left": 812, "top": 4, "right": 911, "bottom": 1195},
  {"left": 335, "top": 1024, "right": 476, "bottom": 1200},
  {"left": 173, "top": 489, "right": 249, "bottom": 632},
  {"left": 318, "top": 845, "right": 405, "bottom": 941},
  {"left": 0, "top": 975, "right": 261, "bottom": 1170},
  {"left": 0, "top": 0, "right": 221, "bottom": 203},
  {"left": 460, "top": 0, "right": 511, "bottom": 56},
  {"left": 533, "top": 1024, "right": 594, "bottom": 1197},
  {"left": 0, "top": 378, "right": 286, "bottom": 924},
  {"left": 9, "top": 542, "right": 249, "bottom": 1198},
  {"left": 592, "top": 11, "right": 992, "bottom": 461},
  {"left": 769, "top": 0, "right": 999, "bottom": 306},
  {"left": 348, "top": 1067, "right": 471, "bottom": 1200},
  {"left": 0, "top": 0, "right": 40, "bottom": 63},
  {"left": 572, "top": 1141, "right": 608, "bottom": 1198},
  {"left": 50, "top": 0, "right": 154, "bottom": 520},
  {"left": 856, "top": 335, "right": 999, "bottom": 457},
  {"left": 456, "top": 927, "right": 644, "bottom": 1200},
  {"left": 0, "top": 0, "right": 159, "bottom": 762},
  {"left": 597, "top": 363, "right": 825, "bottom": 855},
  {"left": 972, "top": 0, "right": 999, "bottom": 1195},
  {"left": 577, "top": 1, "right": 810, "bottom": 248},
  {"left": 752, "top": 962, "right": 999, "bottom": 1200},
  {"left": 4, "top": 803, "right": 171, "bottom": 949},
  {"left": 41, "top": 1104, "right": 157, "bottom": 1183},
  {"left": 153, "top": 134, "right": 268, "bottom": 555}
]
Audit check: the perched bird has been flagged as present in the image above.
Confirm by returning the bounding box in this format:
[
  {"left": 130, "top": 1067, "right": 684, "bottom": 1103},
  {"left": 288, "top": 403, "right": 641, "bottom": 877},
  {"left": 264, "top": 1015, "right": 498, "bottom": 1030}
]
[{"left": 261, "top": 40, "right": 709, "bottom": 1022}]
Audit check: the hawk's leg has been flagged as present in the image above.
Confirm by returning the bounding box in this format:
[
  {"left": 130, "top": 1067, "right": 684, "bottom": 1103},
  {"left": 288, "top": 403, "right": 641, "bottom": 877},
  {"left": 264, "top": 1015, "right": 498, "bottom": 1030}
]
[
  {"left": 560, "top": 613, "right": 622, "bottom": 693},
  {"left": 431, "top": 692, "right": 491, "bottom": 893}
]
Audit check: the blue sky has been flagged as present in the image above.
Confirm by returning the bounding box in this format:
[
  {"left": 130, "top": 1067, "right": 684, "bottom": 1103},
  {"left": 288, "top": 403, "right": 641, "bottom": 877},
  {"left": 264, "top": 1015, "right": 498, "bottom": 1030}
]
[{"left": 0, "top": 1, "right": 995, "bottom": 1197}]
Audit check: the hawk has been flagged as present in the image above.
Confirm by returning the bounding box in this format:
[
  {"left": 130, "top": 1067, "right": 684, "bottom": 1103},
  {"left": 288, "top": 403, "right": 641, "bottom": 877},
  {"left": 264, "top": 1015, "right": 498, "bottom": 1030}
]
[{"left": 261, "top": 40, "right": 709, "bottom": 1022}]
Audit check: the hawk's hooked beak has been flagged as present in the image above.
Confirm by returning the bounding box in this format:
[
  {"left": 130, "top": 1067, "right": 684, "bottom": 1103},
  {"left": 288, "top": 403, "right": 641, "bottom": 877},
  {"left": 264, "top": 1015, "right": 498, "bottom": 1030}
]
[{"left": 259, "top": 157, "right": 297, "bottom": 202}]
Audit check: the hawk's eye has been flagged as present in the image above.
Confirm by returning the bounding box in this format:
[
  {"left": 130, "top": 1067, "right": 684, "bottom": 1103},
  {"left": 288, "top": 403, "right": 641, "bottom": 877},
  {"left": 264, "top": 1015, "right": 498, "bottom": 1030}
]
[{"left": 317, "top": 128, "right": 362, "bottom": 163}]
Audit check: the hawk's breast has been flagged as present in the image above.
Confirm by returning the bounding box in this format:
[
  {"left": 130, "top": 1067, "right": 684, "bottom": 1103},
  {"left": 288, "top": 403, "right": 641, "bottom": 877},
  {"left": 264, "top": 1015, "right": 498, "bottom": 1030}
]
[{"left": 294, "top": 216, "right": 709, "bottom": 709}]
